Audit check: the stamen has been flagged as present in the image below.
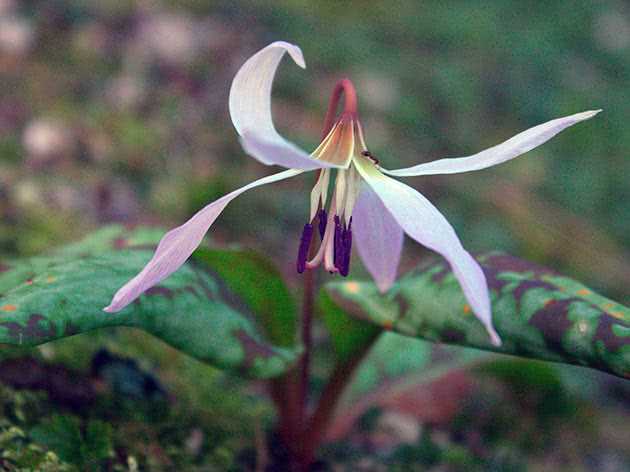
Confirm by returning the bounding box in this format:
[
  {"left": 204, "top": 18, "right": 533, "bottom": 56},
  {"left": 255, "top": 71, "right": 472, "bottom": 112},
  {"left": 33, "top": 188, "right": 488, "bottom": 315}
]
[
  {"left": 296, "top": 223, "right": 313, "bottom": 273},
  {"left": 324, "top": 227, "right": 337, "bottom": 273},
  {"left": 309, "top": 169, "right": 331, "bottom": 222},
  {"left": 318, "top": 209, "right": 327, "bottom": 240},
  {"left": 306, "top": 201, "right": 336, "bottom": 270},
  {"left": 340, "top": 217, "right": 353, "bottom": 276},
  {"left": 333, "top": 215, "right": 343, "bottom": 270},
  {"left": 302, "top": 78, "right": 362, "bottom": 277}
]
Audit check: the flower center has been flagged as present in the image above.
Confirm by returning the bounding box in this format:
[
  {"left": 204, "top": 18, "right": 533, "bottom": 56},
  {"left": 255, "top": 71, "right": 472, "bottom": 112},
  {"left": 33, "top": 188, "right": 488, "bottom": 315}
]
[
  {"left": 297, "top": 78, "right": 372, "bottom": 276},
  {"left": 298, "top": 161, "right": 360, "bottom": 275}
]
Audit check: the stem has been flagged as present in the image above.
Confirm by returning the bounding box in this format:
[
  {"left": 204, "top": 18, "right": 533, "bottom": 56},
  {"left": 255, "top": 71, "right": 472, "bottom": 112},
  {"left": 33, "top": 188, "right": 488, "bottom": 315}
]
[
  {"left": 269, "top": 376, "right": 299, "bottom": 451},
  {"left": 301, "top": 333, "right": 379, "bottom": 466},
  {"left": 271, "top": 253, "right": 316, "bottom": 466},
  {"left": 298, "top": 266, "right": 315, "bottom": 426}
]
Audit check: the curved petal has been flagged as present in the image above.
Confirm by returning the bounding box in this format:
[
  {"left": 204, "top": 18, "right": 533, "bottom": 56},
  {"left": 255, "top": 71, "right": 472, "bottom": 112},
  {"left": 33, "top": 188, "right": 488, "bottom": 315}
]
[
  {"left": 352, "top": 182, "right": 404, "bottom": 293},
  {"left": 229, "top": 41, "right": 304, "bottom": 138},
  {"left": 104, "top": 169, "right": 302, "bottom": 313},
  {"left": 229, "top": 41, "right": 335, "bottom": 170},
  {"left": 384, "top": 110, "right": 601, "bottom": 177},
  {"left": 354, "top": 157, "right": 501, "bottom": 346}
]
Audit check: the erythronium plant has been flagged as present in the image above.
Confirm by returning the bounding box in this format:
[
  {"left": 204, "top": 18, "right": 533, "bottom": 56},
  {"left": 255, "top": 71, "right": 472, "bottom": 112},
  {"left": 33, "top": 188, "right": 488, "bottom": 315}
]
[{"left": 102, "top": 41, "right": 600, "bottom": 468}]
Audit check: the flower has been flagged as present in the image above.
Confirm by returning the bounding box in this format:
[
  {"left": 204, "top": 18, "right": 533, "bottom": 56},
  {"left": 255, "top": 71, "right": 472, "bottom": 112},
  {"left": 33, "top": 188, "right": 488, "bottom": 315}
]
[{"left": 105, "top": 41, "right": 600, "bottom": 346}]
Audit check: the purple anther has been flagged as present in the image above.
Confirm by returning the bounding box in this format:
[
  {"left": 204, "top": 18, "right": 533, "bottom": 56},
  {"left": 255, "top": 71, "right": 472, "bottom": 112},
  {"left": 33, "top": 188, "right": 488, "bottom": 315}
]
[
  {"left": 296, "top": 223, "right": 313, "bottom": 273},
  {"left": 340, "top": 222, "right": 353, "bottom": 276},
  {"left": 318, "top": 209, "right": 327, "bottom": 240},
  {"left": 333, "top": 215, "right": 344, "bottom": 269}
]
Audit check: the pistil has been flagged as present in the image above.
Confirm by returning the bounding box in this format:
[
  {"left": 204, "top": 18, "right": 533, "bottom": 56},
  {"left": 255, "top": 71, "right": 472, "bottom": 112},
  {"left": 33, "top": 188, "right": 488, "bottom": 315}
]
[
  {"left": 305, "top": 200, "right": 337, "bottom": 272},
  {"left": 318, "top": 209, "right": 327, "bottom": 240}
]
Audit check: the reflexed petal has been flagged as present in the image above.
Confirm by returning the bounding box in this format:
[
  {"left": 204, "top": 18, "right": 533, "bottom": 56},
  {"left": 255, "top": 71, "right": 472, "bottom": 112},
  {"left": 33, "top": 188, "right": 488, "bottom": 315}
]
[
  {"left": 354, "top": 157, "right": 501, "bottom": 345},
  {"left": 229, "top": 41, "right": 304, "bottom": 138},
  {"left": 353, "top": 183, "right": 403, "bottom": 293},
  {"left": 384, "top": 110, "right": 601, "bottom": 177},
  {"left": 104, "top": 169, "right": 302, "bottom": 312},
  {"left": 229, "top": 41, "right": 336, "bottom": 170}
]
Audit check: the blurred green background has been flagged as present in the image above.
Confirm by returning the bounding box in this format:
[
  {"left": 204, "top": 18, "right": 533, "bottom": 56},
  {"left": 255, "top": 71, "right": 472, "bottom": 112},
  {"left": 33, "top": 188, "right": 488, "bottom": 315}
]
[{"left": 0, "top": 0, "right": 628, "bottom": 470}]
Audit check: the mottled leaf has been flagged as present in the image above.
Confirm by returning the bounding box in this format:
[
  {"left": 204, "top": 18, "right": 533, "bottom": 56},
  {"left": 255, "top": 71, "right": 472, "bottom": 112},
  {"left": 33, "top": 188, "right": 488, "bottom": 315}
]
[
  {"left": 194, "top": 248, "right": 297, "bottom": 347},
  {"left": 324, "top": 332, "right": 485, "bottom": 441},
  {"left": 319, "top": 290, "right": 380, "bottom": 363},
  {"left": 324, "top": 253, "right": 630, "bottom": 379},
  {"left": 0, "top": 226, "right": 300, "bottom": 379},
  {"left": 319, "top": 291, "right": 486, "bottom": 442}
]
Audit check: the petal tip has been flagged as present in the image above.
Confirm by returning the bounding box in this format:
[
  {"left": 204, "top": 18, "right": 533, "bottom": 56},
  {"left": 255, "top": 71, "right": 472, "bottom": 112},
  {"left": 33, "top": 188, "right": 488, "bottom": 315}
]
[
  {"left": 579, "top": 109, "right": 603, "bottom": 120},
  {"left": 488, "top": 327, "right": 502, "bottom": 347},
  {"left": 271, "top": 40, "right": 305, "bottom": 68},
  {"left": 376, "top": 279, "right": 393, "bottom": 294}
]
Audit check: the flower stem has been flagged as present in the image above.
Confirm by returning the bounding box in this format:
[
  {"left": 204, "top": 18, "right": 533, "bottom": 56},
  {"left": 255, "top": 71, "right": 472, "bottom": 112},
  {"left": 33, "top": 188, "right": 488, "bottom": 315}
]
[
  {"left": 321, "top": 78, "right": 358, "bottom": 137},
  {"left": 300, "top": 333, "right": 379, "bottom": 467},
  {"left": 298, "top": 264, "right": 315, "bottom": 426}
]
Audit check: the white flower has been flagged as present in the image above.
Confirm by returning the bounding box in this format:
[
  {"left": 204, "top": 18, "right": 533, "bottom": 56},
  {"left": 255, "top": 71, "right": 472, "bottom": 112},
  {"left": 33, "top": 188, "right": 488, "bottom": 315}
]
[{"left": 105, "top": 41, "right": 601, "bottom": 346}]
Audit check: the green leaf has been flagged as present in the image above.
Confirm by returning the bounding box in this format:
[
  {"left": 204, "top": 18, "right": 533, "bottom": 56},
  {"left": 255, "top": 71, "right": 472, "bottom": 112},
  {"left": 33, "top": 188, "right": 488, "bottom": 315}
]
[
  {"left": 194, "top": 248, "right": 297, "bottom": 347},
  {"left": 319, "top": 289, "right": 380, "bottom": 363},
  {"left": 324, "top": 252, "right": 630, "bottom": 379},
  {"left": 341, "top": 333, "right": 433, "bottom": 400},
  {"left": 0, "top": 226, "right": 300, "bottom": 379},
  {"left": 319, "top": 289, "right": 486, "bottom": 442},
  {"left": 324, "top": 332, "right": 485, "bottom": 441}
]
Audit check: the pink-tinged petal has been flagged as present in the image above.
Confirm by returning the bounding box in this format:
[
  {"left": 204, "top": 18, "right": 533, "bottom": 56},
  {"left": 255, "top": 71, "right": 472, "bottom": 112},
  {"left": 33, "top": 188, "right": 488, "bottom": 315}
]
[
  {"left": 384, "top": 110, "right": 601, "bottom": 177},
  {"left": 229, "top": 41, "right": 334, "bottom": 170},
  {"left": 352, "top": 183, "right": 403, "bottom": 293},
  {"left": 354, "top": 157, "right": 501, "bottom": 346},
  {"left": 104, "top": 169, "right": 302, "bottom": 313}
]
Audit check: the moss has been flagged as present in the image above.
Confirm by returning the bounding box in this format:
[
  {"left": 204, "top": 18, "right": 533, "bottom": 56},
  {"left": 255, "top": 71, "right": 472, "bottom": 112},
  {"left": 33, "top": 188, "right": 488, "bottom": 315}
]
[
  {"left": 0, "top": 331, "right": 274, "bottom": 471},
  {"left": 0, "top": 386, "right": 75, "bottom": 470}
]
